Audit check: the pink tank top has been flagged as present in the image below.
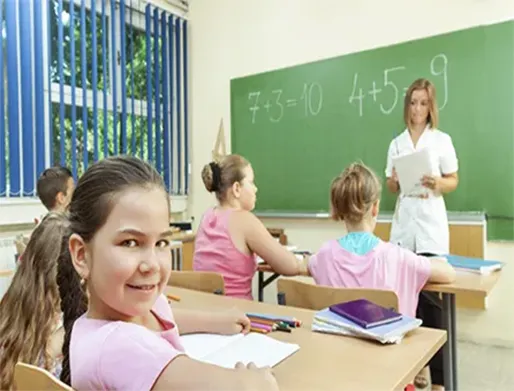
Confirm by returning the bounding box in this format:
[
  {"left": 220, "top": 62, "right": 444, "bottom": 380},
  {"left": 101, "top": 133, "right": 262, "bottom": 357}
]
[{"left": 193, "top": 208, "right": 257, "bottom": 299}]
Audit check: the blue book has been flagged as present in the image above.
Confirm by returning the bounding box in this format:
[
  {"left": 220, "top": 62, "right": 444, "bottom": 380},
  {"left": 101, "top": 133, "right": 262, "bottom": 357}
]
[
  {"left": 445, "top": 254, "right": 503, "bottom": 275},
  {"left": 313, "top": 308, "right": 422, "bottom": 344}
]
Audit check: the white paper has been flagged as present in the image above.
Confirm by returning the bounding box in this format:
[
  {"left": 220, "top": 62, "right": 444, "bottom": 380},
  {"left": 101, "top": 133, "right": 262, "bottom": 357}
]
[
  {"left": 180, "top": 332, "right": 300, "bottom": 369},
  {"left": 392, "top": 148, "right": 432, "bottom": 195}
]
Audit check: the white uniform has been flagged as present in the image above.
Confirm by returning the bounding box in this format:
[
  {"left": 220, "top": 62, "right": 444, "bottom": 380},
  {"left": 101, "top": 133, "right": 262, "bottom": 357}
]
[{"left": 385, "top": 127, "right": 458, "bottom": 255}]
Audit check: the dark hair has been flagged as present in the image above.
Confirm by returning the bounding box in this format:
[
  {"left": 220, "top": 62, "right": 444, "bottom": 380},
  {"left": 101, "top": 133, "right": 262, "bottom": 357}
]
[
  {"left": 330, "top": 162, "right": 381, "bottom": 224},
  {"left": 36, "top": 166, "right": 73, "bottom": 210},
  {"left": 201, "top": 154, "right": 250, "bottom": 202},
  {"left": 57, "top": 155, "right": 168, "bottom": 385}
]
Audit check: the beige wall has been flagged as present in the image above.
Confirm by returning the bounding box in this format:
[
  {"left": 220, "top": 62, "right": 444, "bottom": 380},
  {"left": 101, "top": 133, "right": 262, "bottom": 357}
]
[{"left": 187, "top": 0, "right": 514, "bottom": 249}]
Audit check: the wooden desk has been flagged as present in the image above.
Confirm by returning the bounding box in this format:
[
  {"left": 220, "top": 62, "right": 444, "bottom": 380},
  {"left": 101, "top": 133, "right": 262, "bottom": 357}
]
[
  {"left": 0, "top": 269, "right": 14, "bottom": 277},
  {"left": 166, "top": 286, "right": 446, "bottom": 391},
  {"left": 256, "top": 264, "right": 502, "bottom": 391},
  {"left": 424, "top": 271, "right": 502, "bottom": 391}
]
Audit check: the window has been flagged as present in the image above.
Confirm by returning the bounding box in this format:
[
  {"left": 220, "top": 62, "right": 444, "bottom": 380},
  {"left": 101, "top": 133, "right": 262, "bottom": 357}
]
[{"left": 0, "top": 0, "right": 189, "bottom": 199}]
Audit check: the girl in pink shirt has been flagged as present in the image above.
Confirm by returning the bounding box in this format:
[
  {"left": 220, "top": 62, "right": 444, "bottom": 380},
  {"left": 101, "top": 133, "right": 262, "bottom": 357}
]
[
  {"left": 194, "top": 154, "right": 304, "bottom": 299},
  {"left": 57, "top": 156, "right": 278, "bottom": 391},
  {"left": 307, "top": 162, "right": 455, "bottom": 388}
]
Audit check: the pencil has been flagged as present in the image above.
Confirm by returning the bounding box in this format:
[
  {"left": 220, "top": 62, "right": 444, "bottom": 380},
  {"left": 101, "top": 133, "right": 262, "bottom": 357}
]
[
  {"left": 250, "top": 327, "right": 270, "bottom": 334},
  {"left": 250, "top": 321, "right": 274, "bottom": 332},
  {"left": 166, "top": 293, "right": 181, "bottom": 302},
  {"left": 247, "top": 317, "right": 276, "bottom": 326}
]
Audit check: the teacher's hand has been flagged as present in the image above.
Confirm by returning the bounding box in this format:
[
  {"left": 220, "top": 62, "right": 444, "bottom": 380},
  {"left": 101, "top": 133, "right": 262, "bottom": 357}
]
[
  {"left": 421, "top": 175, "right": 440, "bottom": 191},
  {"left": 392, "top": 167, "right": 399, "bottom": 183}
]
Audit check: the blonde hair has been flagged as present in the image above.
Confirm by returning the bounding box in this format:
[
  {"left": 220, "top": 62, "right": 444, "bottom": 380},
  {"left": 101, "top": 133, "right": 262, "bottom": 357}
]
[
  {"left": 403, "top": 78, "right": 439, "bottom": 130},
  {"left": 0, "top": 213, "right": 70, "bottom": 390},
  {"left": 201, "top": 154, "right": 250, "bottom": 202},
  {"left": 330, "top": 162, "right": 381, "bottom": 224}
]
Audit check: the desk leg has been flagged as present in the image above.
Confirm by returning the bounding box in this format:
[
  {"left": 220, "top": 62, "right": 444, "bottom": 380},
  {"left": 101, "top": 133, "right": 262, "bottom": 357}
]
[
  {"left": 442, "top": 293, "right": 458, "bottom": 391},
  {"left": 258, "top": 271, "right": 264, "bottom": 302}
]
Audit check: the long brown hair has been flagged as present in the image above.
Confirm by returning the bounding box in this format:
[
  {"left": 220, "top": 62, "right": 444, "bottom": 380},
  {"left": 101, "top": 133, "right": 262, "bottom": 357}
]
[
  {"left": 0, "top": 213, "right": 70, "bottom": 390},
  {"left": 57, "top": 155, "right": 168, "bottom": 385}
]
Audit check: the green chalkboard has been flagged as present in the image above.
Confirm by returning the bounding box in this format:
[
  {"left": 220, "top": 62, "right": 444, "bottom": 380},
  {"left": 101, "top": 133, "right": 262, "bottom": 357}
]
[{"left": 231, "top": 20, "right": 514, "bottom": 239}]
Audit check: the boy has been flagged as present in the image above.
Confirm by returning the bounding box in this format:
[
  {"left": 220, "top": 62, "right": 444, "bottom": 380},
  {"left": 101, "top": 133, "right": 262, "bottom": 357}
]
[{"left": 36, "top": 166, "right": 75, "bottom": 214}]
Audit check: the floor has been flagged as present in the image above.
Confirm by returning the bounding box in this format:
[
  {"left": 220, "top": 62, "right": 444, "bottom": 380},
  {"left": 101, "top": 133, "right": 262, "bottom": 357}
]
[{"left": 253, "top": 241, "right": 514, "bottom": 390}]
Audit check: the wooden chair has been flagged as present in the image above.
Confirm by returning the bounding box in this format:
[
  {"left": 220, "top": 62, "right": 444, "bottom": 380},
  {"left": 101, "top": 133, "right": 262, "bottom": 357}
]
[
  {"left": 168, "top": 270, "right": 225, "bottom": 295},
  {"left": 276, "top": 278, "right": 399, "bottom": 311},
  {"left": 14, "top": 362, "right": 73, "bottom": 391}
]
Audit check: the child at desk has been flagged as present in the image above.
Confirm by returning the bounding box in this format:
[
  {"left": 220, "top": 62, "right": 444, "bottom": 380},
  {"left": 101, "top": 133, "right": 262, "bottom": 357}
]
[
  {"left": 0, "top": 213, "right": 69, "bottom": 390},
  {"left": 307, "top": 162, "right": 455, "bottom": 391},
  {"left": 57, "top": 156, "right": 278, "bottom": 391},
  {"left": 307, "top": 162, "right": 456, "bottom": 317},
  {"left": 194, "top": 154, "right": 304, "bottom": 300}
]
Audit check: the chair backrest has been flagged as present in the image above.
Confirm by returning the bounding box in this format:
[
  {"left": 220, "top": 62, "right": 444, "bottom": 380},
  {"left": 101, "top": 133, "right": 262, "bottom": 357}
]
[
  {"left": 14, "top": 362, "right": 73, "bottom": 391},
  {"left": 277, "top": 278, "right": 399, "bottom": 311},
  {"left": 168, "top": 270, "right": 225, "bottom": 295}
]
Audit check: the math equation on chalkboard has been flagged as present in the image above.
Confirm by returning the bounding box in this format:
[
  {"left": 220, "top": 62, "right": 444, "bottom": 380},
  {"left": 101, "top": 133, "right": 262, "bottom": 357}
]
[
  {"left": 245, "top": 53, "right": 448, "bottom": 123},
  {"left": 247, "top": 82, "right": 323, "bottom": 124}
]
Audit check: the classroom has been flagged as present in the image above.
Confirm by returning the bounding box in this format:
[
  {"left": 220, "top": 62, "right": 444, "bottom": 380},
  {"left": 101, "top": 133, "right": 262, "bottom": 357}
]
[{"left": 0, "top": 0, "right": 513, "bottom": 390}]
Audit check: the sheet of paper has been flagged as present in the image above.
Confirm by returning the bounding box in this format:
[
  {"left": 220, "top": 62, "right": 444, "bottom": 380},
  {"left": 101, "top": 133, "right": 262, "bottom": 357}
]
[
  {"left": 180, "top": 333, "right": 244, "bottom": 361},
  {"left": 392, "top": 148, "right": 432, "bottom": 195},
  {"left": 181, "top": 332, "right": 300, "bottom": 369}
]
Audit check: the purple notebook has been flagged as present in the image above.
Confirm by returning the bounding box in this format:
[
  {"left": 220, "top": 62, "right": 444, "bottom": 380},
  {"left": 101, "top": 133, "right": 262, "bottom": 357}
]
[{"left": 329, "top": 299, "right": 403, "bottom": 329}]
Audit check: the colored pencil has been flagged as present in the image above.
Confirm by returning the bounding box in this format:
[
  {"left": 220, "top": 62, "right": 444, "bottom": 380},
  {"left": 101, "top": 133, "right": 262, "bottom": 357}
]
[
  {"left": 250, "top": 327, "right": 270, "bottom": 334},
  {"left": 166, "top": 293, "right": 181, "bottom": 302}
]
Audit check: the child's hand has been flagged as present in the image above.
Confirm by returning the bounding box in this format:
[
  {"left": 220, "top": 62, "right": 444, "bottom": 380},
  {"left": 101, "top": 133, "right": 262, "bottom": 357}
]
[
  {"left": 235, "top": 362, "right": 279, "bottom": 390},
  {"left": 211, "top": 308, "right": 251, "bottom": 335}
]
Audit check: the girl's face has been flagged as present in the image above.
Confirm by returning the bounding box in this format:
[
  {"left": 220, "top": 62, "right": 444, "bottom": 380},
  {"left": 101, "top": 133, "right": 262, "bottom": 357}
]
[
  {"left": 72, "top": 187, "right": 173, "bottom": 322},
  {"left": 232, "top": 165, "right": 258, "bottom": 211}
]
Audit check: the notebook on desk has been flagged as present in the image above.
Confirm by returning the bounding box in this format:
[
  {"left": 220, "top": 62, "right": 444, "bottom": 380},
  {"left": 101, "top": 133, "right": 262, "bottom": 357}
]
[
  {"left": 329, "top": 299, "right": 403, "bottom": 329},
  {"left": 445, "top": 254, "right": 504, "bottom": 275},
  {"left": 180, "top": 332, "right": 300, "bottom": 369}
]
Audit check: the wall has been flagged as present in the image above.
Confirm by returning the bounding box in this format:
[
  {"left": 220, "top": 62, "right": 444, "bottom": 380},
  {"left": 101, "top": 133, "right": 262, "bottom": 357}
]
[{"left": 187, "top": 0, "right": 514, "bottom": 248}]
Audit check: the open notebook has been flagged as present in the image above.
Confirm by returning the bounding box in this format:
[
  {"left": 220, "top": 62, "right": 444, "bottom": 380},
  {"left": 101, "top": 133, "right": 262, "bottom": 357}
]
[{"left": 180, "top": 332, "right": 300, "bottom": 369}]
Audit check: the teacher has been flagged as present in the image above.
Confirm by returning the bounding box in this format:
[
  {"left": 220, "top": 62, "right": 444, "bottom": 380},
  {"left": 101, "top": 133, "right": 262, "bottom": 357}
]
[{"left": 385, "top": 78, "right": 459, "bottom": 390}]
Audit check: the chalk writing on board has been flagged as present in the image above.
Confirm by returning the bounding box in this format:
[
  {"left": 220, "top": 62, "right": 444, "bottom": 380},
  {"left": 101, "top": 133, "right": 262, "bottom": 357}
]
[
  {"left": 348, "top": 53, "right": 449, "bottom": 117},
  {"left": 430, "top": 54, "right": 448, "bottom": 110},
  {"left": 247, "top": 82, "right": 323, "bottom": 124}
]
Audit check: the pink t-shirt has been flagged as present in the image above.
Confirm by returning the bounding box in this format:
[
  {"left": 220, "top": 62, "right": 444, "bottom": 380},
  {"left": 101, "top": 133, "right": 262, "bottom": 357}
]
[
  {"left": 193, "top": 208, "right": 257, "bottom": 299},
  {"left": 70, "top": 294, "right": 185, "bottom": 390},
  {"left": 308, "top": 240, "right": 431, "bottom": 317}
]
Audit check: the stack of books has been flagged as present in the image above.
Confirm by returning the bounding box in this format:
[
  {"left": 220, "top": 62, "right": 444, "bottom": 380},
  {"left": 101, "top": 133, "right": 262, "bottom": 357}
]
[
  {"left": 312, "top": 299, "right": 421, "bottom": 344},
  {"left": 444, "top": 254, "right": 503, "bottom": 275}
]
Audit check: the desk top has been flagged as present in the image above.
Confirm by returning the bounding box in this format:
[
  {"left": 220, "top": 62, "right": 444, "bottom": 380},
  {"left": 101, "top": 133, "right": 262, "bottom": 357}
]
[
  {"left": 169, "top": 231, "right": 196, "bottom": 243},
  {"left": 257, "top": 263, "right": 502, "bottom": 298},
  {"left": 0, "top": 269, "right": 14, "bottom": 277},
  {"left": 166, "top": 287, "right": 446, "bottom": 391},
  {"left": 424, "top": 270, "right": 501, "bottom": 297}
]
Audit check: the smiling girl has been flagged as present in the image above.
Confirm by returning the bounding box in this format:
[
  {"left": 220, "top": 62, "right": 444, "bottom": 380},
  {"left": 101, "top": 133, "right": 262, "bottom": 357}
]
[{"left": 57, "top": 156, "right": 278, "bottom": 390}]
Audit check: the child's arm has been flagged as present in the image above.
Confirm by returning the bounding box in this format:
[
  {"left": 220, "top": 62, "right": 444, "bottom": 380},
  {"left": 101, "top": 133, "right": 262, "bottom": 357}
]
[
  {"left": 152, "top": 356, "right": 278, "bottom": 391},
  {"left": 238, "top": 212, "right": 302, "bottom": 276},
  {"left": 173, "top": 308, "right": 251, "bottom": 336},
  {"left": 427, "top": 257, "right": 456, "bottom": 284}
]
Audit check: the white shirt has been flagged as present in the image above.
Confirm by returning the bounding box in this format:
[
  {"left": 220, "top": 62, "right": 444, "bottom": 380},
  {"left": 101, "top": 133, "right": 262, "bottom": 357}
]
[{"left": 385, "top": 127, "right": 458, "bottom": 255}]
